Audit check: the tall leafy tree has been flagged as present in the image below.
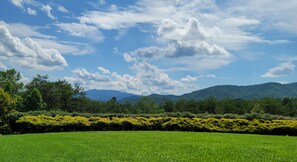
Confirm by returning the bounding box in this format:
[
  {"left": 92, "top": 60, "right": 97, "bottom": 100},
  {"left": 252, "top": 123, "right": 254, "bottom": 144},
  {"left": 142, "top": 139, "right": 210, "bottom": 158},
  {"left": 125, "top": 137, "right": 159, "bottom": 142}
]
[
  {"left": 0, "top": 88, "right": 16, "bottom": 133},
  {"left": 25, "top": 75, "right": 52, "bottom": 109},
  {"left": 72, "top": 83, "right": 86, "bottom": 111},
  {"left": 137, "top": 96, "right": 163, "bottom": 114},
  {"left": 54, "top": 80, "right": 74, "bottom": 111},
  {"left": 0, "top": 88, "right": 15, "bottom": 117},
  {"left": 161, "top": 99, "right": 175, "bottom": 112},
  {"left": 23, "top": 88, "right": 45, "bottom": 111},
  {"left": 0, "top": 69, "right": 23, "bottom": 95}
]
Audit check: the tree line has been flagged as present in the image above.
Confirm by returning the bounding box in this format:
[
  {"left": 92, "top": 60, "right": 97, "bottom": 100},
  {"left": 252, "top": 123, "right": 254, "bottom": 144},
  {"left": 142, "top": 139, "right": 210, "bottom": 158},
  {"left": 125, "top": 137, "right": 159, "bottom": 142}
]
[{"left": 1, "top": 69, "right": 297, "bottom": 117}]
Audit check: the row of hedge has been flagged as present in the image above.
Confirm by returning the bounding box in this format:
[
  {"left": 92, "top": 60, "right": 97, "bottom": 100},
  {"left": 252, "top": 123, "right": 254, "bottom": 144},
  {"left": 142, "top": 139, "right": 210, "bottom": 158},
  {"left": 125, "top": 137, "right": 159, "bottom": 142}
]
[
  {"left": 11, "top": 115, "right": 297, "bottom": 135},
  {"left": 7, "top": 110, "right": 294, "bottom": 120}
]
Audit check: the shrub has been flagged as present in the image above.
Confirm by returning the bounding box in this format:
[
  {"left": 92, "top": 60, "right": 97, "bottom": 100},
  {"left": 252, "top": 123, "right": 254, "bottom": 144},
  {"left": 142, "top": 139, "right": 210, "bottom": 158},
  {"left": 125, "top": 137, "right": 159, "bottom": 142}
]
[{"left": 12, "top": 115, "right": 297, "bottom": 136}]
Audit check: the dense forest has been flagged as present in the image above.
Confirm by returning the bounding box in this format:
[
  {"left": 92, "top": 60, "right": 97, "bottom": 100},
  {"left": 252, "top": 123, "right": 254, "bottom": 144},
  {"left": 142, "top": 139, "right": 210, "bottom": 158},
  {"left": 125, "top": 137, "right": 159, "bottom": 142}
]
[{"left": 1, "top": 69, "right": 297, "bottom": 117}]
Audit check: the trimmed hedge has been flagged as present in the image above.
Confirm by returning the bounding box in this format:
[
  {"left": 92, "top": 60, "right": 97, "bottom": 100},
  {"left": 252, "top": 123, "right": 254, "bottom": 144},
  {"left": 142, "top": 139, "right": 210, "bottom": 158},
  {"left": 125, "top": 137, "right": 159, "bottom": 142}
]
[
  {"left": 7, "top": 111, "right": 294, "bottom": 120},
  {"left": 13, "top": 115, "right": 297, "bottom": 135}
]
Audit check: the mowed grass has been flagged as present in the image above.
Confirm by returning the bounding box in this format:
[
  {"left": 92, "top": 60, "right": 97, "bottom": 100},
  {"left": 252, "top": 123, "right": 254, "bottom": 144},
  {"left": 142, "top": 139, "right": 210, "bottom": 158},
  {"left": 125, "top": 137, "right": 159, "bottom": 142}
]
[{"left": 1, "top": 131, "right": 297, "bottom": 162}]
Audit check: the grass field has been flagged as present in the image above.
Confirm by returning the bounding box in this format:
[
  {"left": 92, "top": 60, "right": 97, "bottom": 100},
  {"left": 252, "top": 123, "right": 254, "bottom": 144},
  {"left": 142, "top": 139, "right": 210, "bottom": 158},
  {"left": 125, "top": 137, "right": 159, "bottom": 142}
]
[{"left": 0, "top": 131, "right": 296, "bottom": 162}]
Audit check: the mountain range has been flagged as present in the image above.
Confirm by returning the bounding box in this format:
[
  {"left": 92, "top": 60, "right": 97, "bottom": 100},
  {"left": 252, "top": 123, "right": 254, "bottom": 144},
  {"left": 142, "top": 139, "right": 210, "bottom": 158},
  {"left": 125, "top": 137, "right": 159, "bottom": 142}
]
[
  {"left": 85, "top": 82, "right": 297, "bottom": 103},
  {"left": 85, "top": 89, "right": 138, "bottom": 101}
]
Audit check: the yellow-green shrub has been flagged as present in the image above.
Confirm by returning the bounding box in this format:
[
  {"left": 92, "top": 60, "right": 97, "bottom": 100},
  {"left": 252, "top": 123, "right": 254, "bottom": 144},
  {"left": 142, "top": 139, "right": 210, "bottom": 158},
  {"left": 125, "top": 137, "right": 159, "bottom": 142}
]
[{"left": 14, "top": 115, "right": 297, "bottom": 135}]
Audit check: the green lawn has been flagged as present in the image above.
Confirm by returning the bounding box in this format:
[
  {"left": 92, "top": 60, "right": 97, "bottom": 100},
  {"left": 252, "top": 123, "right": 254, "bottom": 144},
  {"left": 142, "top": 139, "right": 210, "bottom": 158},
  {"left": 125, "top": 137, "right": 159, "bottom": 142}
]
[{"left": 0, "top": 131, "right": 296, "bottom": 162}]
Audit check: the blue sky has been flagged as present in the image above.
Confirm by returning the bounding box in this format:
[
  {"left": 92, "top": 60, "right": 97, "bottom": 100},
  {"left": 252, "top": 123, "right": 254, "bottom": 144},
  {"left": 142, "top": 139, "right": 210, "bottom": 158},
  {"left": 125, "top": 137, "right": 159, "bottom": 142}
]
[{"left": 0, "top": 0, "right": 297, "bottom": 95}]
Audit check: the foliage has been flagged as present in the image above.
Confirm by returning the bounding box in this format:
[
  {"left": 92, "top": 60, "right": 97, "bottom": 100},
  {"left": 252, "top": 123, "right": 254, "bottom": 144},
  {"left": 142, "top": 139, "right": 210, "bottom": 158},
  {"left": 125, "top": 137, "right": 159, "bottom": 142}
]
[
  {"left": 136, "top": 96, "right": 164, "bottom": 114},
  {"left": 0, "top": 88, "right": 16, "bottom": 116},
  {"left": 0, "top": 69, "right": 23, "bottom": 95},
  {"left": 0, "top": 88, "right": 16, "bottom": 134},
  {"left": 12, "top": 115, "right": 297, "bottom": 135},
  {"left": 23, "top": 88, "right": 45, "bottom": 111},
  {"left": 23, "top": 75, "right": 85, "bottom": 112}
]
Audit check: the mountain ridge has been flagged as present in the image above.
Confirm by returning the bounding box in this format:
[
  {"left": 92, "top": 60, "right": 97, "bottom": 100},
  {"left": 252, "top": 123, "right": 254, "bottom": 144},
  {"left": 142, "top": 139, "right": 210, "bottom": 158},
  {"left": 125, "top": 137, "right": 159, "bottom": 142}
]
[
  {"left": 86, "top": 82, "right": 297, "bottom": 103},
  {"left": 85, "top": 89, "right": 138, "bottom": 101}
]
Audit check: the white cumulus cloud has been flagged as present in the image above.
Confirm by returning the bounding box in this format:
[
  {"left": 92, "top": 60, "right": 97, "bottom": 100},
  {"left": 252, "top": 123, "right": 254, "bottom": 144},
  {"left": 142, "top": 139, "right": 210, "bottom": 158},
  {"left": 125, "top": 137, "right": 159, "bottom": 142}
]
[
  {"left": 10, "top": 0, "right": 24, "bottom": 8},
  {"left": 181, "top": 75, "right": 198, "bottom": 82},
  {"left": 41, "top": 5, "right": 55, "bottom": 19},
  {"left": 66, "top": 62, "right": 198, "bottom": 95},
  {"left": 57, "top": 5, "right": 68, "bottom": 13},
  {"left": 0, "top": 24, "right": 67, "bottom": 70},
  {"left": 261, "top": 62, "right": 295, "bottom": 78},
  {"left": 26, "top": 8, "right": 36, "bottom": 15},
  {"left": 72, "top": 68, "right": 110, "bottom": 82}
]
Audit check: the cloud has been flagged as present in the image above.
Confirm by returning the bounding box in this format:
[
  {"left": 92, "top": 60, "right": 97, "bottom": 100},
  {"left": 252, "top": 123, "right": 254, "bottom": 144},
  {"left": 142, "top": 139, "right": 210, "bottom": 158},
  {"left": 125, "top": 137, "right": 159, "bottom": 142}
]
[
  {"left": 79, "top": 0, "right": 289, "bottom": 49},
  {"left": 124, "top": 41, "right": 230, "bottom": 60},
  {"left": 123, "top": 53, "right": 137, "bottom": 62},
  {"left": 20, "top": 73, "right": 30, "bottom": 84},
  {"left": 57, "top": 5, "right": 68, "bottom": 13},
  {"left": 66, "top": 62, "right": 198, "bottom": 95},
  {"left": 26, "top": 8, "right": 36, "bottom": 15},
  {"left": 221, "top": 17, "right": 260, "bottom": 27},
  {"left": 181, "top": 75, "right": 197, "bottom": 82},
  {"left": 229, "top": 0, "right": 297, "bottom": 34},
  {"left": 115, "top": 29, "right": 127, "bottom": 41},
  {"left": 98, "top": 67, "right": 111, "bottom": 74},
  {"left": 113, "top": 47, "right": 119, "bottom": 55},
  {"left": 0, "top": 62, "right": 7, "bottom": 71},
  {"left": 10, "top": 0, "right": 24, "bottom": 8},
  {"left": 88, "top": 0, "right": 106, "bottom": 9},
  {"left": 99, "top": 0, "right": 106, "bottom": 5},
  {"left": 261, "top": 62, "right": 295, "bottom": 78},
  {"left": 200, "top": 74, "right": 216, "bottom": 78},
  {"left": 157, "top": 18, "right": 211, "bottom": 42},
  {"left": 55, "top": 23, "right": 104, "bottom": 42},
  {"left": 41, "top": 5, "right": 55, "bottom": 19},
  {"left": 9, "top": 0, "right": 58, "bottom": 18},
  {"left": 123, "top": 40, "right": 232, "bottom": 71},
  {"left": 123, "top": 45, "right": 174, "bottom": 61},
  {"left": 1, "top": 21, "right": 55, "bottom": 39},
  {"left": 131, "top": 62, "right": 181, "bottom": 89},
  {"left": 80, "top": 2, "right": 241, "bottom": 70},
  {"left": 180, "top": 74, "right": 216, "bottom": 82},
  {"left": 80, "top": 10, "right": 158, "bottom": 30},
  {"left": 0, "top": 21, "right": 96, "bottom": 56},
  {"left": 72, "top": 68, "right": 110, "bottom": 82},
  {"left": 33, "top": 38, "right": 94, "bottom": 55},
  {"left": 0, "top": 24, "right": 67, "bottom": 70}
]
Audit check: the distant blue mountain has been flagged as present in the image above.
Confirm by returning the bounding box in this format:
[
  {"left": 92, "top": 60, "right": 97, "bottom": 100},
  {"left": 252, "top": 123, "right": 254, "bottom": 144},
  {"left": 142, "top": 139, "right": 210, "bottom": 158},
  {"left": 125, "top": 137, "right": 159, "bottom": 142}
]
[
  {"left": 85, "top": 89, "right": 139, "bottom": 101},
  {"left": 86, "top": 82, "right": 297, "bottom": 103},
  {"left": 179, "top": 82, "right": 297, "bottom": 100}
]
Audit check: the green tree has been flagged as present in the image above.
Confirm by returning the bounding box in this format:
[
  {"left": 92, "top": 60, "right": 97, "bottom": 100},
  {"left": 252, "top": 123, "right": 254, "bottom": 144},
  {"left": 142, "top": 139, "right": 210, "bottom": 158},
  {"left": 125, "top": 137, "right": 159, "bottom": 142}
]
[
  {"left": 175, "top": 99, "right": 187, "bottom": 112},
  {"left": 259, "top": 97, "right": 282, "bottom": 115},
  {"left": 0, "top": 88, "right": 16, "bottom": 133},
  {"left": 54, "top": 80, "right": 74, "bottom": 111},
  {"left": 282, "top": 97, "right": 297, "bottom": 116},
  {"left": 203, "top": 97, "right": 217, "bottom": 113},
  {"left": 137, "top": 96, "right": 163, "bottom": 114},
  {"left": 72, "top": 83, "right": 86, "bottom": 111},
  {"left": 25, "top": 75, "right": 52, "bottom": 109},
  {"left": 251, "top": 103, "right": 265, "bottom": 114},
  {"left": 23, "top": 88, "right": 45, "bottom": 111},
  {"left": 26, "top": 76, "right": 76, "bottom": 111},
  {"left": 106, "top": 97, "right": 119, "bottom": 113},
  {"left": 161, "top": 99, "right": 175, "bottom": 112},
  {"left": 0, "top": 69, "right": 23, "bottom": 95},
  {"left": 0, "top": 69, "right": 24, "bottom": 111}
]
